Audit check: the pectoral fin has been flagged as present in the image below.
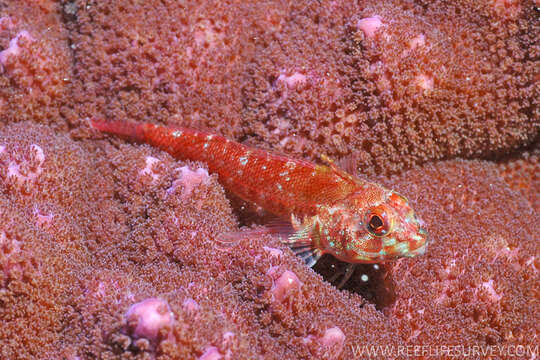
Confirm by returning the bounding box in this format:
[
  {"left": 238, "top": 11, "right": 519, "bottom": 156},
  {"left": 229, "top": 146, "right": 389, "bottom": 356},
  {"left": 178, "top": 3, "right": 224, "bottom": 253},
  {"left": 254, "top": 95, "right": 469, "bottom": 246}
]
[{"left": 281, "top": 223, "right": 322, "bottom": 267}]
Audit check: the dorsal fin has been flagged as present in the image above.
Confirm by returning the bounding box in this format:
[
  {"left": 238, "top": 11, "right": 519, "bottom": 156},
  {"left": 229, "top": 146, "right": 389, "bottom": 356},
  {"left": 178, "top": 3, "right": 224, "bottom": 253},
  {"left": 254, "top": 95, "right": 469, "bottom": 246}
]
[{"left": 320, "top": 154, "right": 357, "bottom": 183}]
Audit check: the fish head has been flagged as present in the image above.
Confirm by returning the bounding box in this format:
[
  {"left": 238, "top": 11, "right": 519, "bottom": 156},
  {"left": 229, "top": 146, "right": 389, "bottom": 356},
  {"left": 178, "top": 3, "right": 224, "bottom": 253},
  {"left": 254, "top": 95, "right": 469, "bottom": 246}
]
[{"left": 320, "top": 189, "right": 428, "bottom": 263}]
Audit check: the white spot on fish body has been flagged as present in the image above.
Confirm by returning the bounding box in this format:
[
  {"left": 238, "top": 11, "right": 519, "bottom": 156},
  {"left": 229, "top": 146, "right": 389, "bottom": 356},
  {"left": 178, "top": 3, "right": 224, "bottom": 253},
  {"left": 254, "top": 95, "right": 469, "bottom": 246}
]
[
  {"left": 285, "top": 161, "right": 296, "bottom": 169},
  {"left": 262, "top": 165, "right": 267, "bottom": 170},
  {"left": 326, "top": 206, "right": 341, "bottom": 215},
  {"left": 206, "top": 135, "right": 214, "bottom": 141},
  {"left": 239, "top": 155, "right": 249, "bottom": 166},
  {"left": 172, "top": 130, "right": 183, "bottom": 137},
  {"left": 277, "top": 183, "right": 283, "bottom": 191}
]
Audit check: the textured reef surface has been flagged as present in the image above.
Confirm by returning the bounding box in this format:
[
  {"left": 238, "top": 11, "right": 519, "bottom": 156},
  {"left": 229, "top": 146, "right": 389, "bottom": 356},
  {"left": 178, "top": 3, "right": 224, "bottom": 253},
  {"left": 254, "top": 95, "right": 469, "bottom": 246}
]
[{"left": 0, "top": 0, "right": 538, "bottom": 359}]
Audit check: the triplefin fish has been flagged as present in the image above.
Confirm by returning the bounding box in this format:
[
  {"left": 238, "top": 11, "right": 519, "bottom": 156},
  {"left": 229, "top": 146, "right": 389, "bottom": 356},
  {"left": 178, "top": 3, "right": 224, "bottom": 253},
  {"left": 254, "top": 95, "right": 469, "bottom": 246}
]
[{"left": 90, "top": 119, "right": 428, "bottom": 267}]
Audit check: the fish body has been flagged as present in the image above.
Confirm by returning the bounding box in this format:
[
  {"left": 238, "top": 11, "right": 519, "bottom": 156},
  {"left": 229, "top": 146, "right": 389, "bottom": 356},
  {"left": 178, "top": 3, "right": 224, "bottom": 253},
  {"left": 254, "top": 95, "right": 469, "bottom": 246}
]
[{"left": 91, "top": 119, "right": 428, "bottom": 266}]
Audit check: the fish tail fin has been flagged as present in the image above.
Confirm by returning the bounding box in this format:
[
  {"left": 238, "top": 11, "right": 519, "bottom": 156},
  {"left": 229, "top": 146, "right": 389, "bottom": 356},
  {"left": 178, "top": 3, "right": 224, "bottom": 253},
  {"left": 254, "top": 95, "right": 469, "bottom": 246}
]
[{"left": 90, "top": 118, "right": 146, "bottom": 142}]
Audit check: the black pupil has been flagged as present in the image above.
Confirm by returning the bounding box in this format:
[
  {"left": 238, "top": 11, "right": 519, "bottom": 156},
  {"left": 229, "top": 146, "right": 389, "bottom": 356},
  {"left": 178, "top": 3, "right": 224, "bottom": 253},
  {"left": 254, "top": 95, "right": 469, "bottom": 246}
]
[{"left": 369, "top": 215, "right": 383, "bottom": 231}]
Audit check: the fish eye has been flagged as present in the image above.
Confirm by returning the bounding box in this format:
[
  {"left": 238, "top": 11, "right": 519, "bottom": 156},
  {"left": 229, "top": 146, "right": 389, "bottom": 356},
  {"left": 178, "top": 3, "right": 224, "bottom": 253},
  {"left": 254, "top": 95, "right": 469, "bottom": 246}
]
[{"left": 365, "top": 207, "right": 390, "bottom": 236}]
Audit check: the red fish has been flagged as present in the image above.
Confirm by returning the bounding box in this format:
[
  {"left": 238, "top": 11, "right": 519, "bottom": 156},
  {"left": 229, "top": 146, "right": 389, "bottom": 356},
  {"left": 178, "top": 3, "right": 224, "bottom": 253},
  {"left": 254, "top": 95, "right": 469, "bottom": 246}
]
[{"left": 90, "top": 119, "right": 428, "bottom": 268}]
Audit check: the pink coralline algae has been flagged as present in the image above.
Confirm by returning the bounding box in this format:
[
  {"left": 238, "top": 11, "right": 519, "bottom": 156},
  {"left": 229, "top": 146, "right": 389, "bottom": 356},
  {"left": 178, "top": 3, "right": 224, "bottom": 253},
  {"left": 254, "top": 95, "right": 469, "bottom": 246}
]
[
  {"left": 167, "top": 166, "right": 210, "bottom": 200},
  {"left": 415, "top": 74, "right": 434, "bottom": 91},
  {"left": 182, "top": 298, "right": 200, "bottom": 314},
  {"left": 320, "top": 327, "right": 345, "bottom": 348},
  {"left": 125, "top": 298, "right": 175, "bottom": 348},
  {"left": 276, "top": 72, "right": 307, "bottom": 89},
  {"left": 303, "top": 325, "right": 346, "bottom": 359},
  {"left": 139, "top": 156, "right": 162, "bottom": 184},
  {"left": 407, "top": 33, "right": 425, "bottom": 50},
  {"left": 0, "top": 30, "right": 34, "bottom": 71},
  {"left": 198, "top": 331, "right": 236, "bottom": 360},
  {"left": 263, "top": 246, "right": 284, "bottom": 258},
  {"left": 198, "top": 346, "right": 222, "bottom": 360},
  {"left": 268, "top": 268, "right": 303, "bottom": 305},
  {"left": 33, "top": 205, "right": 54, "bottom": 229},
  {"left": 357, "top": 16, "right": 384, "bottom": 38}
]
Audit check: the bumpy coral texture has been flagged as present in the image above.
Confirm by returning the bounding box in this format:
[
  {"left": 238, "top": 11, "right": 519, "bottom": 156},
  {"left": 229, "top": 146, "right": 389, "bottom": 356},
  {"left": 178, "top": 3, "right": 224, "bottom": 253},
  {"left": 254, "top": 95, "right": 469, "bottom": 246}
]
[
  {"left": 0, "top": 0, "right": 538, "bottom": 359},
  {"left": 1, "top": 123, "right": 537, "bottom": 359},
  {"left": 66, "top": 0, "right": 538, "bottom": 175},
  {"left": 0, "top": 1, "right": 72, "bottom": 128},
  {"left": 498, "top": 146, "right": 539, "bottom": 212}
]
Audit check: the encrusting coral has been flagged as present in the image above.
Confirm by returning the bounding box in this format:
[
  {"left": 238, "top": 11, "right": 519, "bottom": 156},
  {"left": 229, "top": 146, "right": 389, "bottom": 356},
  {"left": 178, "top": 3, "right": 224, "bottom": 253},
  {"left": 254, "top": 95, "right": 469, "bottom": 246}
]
[
  {"left": 67, "top": 0, "right": 538, "bottom": 175},
  {"left": 0, "top": 0, "right": 72, "bottom": 127},
  {"left": 0, "top": 0, "right": 538, "bottom": 359},
  {"left": 498, "top": 145, "right": 539, "bottom": 212},
  {"left": 1, "top": 121, "right": 537, "bottom": 359}
]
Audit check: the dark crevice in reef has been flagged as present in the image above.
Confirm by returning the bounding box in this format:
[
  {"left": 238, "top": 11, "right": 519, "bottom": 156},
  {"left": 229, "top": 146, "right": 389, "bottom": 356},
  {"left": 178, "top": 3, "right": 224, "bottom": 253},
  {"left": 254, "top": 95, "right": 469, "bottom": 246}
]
[
  {"left": 313, "top": 254, "right": 394, "bottom": 311},
  {"left": 234, "top": 206, "right": 395, "bottom": 310},
  {"left": 491, "top": 131, "right": 540, "bottom": 164}
]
